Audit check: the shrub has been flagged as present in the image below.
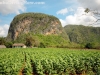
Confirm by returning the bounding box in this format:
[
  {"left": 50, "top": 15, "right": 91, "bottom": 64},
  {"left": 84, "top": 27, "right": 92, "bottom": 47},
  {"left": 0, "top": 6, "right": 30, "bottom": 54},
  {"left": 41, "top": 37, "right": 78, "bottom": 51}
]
[{"left": 85, "top": 43, "right": 94, "bottom": 49}]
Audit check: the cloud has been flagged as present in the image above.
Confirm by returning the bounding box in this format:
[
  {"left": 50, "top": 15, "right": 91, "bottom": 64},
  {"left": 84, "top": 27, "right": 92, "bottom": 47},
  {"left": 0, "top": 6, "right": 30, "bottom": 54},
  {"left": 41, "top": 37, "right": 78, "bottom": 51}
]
[
  {"left": 59, "top": 0, "right": 100, "bottom": 27},
  {"left": 0, "top": 24, "right": 9, "bottom": 37},
  {"left": 77, "top": 0, "right": 100, "bottom": 10},
  {"left": 0, "top": 0, "right": 26, "bottom": 15},
  {"left": 60, "top": 7, "right": 96, "bottom": 27},
  {"left": 57, "top": 8, "right": 68, "bottom": 15}
]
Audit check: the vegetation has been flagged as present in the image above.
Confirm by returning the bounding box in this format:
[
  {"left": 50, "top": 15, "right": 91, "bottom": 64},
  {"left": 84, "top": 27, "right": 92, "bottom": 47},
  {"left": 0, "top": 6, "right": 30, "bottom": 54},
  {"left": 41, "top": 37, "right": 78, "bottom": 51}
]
[
  {"left": 15, "top": 33, "right": 69, "bottom": 48},
  {"left": 2, "top": 25, "right": 100, "bottom": 49},
  {"left": 0, "top": 37, "right": 13, "bottom": 48},
  {"left": 64, "top": 25, "right": 100, "bottom": 49},
  {"left": 0, "top": 37, "right": 5, "bottom": 45},
  {"left": 25, "top": 36, "right": 36, "bottom": 47},
  {"left": 10, "top": 12, "right": 60, "bottom": 33},
  {"left": 0, "top": 48, "right": 100, "bottom": 75},
  {"left": 7, "top": 12, "right": 64, "bottom": 41},
  {"left": 5, "top": 13, "right": 100, "bottom": 48},
  {"left": 0, "top": 49, "right": 24, "bottom": 75},
  {"left": 85, "top": 43, "right": 94, "bottom": 49}
]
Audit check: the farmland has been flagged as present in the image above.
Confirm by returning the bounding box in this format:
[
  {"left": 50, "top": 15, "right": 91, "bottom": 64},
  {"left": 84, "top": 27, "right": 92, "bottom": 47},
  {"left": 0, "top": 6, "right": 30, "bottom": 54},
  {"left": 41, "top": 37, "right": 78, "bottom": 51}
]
[{"left": 0, "top": 48, "right": 100, "bottom": 75}]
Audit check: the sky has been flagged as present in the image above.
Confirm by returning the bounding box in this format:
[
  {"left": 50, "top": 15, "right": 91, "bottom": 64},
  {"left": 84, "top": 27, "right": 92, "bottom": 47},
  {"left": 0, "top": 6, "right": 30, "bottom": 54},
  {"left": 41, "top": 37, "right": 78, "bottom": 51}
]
[{"left": 0, "top": 0, "right": 100, "bottom": 37}]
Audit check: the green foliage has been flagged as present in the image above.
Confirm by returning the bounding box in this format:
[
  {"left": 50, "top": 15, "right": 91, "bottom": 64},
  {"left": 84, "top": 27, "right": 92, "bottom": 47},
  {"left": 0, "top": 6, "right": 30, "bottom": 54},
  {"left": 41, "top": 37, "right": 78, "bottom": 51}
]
[
  {"left": 85, "top": 8, "right": 90, "bottom": 13},
  {"left": 7, "top": 12, "right": 100, "bottom": 48},
  {"left": 5, "top": 42, "right": 13, "bottom": 48},
  {"left": 0, "top": 48, "right": 100, "bottom": 75},
  {"left": 7, "top": 12, "right": 65, "bottom": 43},
  {"left": 25, "top": 36, "right": 35, "bottom": 47},
  {"left": 0, "top": 37, "right": 5, "bottom": 45},
  {"left": 25, "top": 35, "right": 40, "bottom": 47},
  {"left": 64, "top": 25, "right": 100, "bottom": 48},
  {"left": 39, "top": 42, "right": 45, "bottom": 48},
  {"left": 0, "top": 37, "right": 13, "bottom": 48},
  {"left": 0, "top": 49, "right": 24, "bottom": 75},
  {"left": 85, "top": 43, "right": 94, "bottom": 49},
  {"left": 15, "top": 33, "right": 68, "bottom": 48}
]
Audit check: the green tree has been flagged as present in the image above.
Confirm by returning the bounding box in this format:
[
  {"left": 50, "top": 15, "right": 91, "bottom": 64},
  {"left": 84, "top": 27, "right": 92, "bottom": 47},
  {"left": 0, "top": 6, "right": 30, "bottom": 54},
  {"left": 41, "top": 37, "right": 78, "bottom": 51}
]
[
  {"left": 25, "top": 36, "right": 34, "bottom": 47},
  {"left": 5, "top": 42, "right": 13, "bottom": 48},
  {"left": 25, "top": 35, "right": 40, "bottom": 47},
  {"left": 85, "top": 43, "right": 94, "bottom": 49},
  {"left": 39, "top": 42, "right": 45, "bottom": 48},
  {"left": 0, "top": 37, "right": 5, "bottom": 45}
]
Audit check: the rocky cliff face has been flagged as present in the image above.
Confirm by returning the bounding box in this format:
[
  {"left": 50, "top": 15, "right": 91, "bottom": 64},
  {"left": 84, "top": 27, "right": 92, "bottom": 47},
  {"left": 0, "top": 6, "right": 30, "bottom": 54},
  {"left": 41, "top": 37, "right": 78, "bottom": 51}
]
[{"left": 7, "top": 13, "right": 64, "bottom": 41}]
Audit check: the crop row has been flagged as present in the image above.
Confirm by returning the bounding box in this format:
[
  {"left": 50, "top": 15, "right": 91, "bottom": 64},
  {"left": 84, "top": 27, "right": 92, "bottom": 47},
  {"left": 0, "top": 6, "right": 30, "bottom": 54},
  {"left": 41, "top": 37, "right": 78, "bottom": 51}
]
[
  {"left": 24, "top": 49, "right": 100, "bottom": 75},
  {"left": 0, "top": 49, "right": 24, "bottom": 75},
  {"left": 0, "top": 48, "right": 100, "bottom": 75}
]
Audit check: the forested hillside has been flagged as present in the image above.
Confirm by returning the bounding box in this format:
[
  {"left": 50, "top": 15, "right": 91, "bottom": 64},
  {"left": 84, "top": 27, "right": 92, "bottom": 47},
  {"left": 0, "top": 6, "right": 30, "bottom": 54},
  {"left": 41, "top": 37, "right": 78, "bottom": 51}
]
[
  {"left": 3, "top": 13, "right": 100, "bottom": 48},
  {"left": 64, "top": 25, "right": 100, "bottom": 48}
]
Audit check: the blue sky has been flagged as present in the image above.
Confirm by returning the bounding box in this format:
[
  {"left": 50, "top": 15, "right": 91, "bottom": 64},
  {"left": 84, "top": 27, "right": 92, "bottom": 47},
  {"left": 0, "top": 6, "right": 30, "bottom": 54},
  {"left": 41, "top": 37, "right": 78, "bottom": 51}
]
[{"left": 0, "top": 0, "right": 100, "bottom": 36}]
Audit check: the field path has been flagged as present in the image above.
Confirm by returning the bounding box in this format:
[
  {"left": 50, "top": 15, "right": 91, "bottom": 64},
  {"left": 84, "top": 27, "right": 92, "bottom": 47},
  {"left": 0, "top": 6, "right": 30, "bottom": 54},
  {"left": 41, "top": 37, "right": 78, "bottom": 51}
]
[{"left": 18, "top": 52, "right": 26, "bottom": 75}]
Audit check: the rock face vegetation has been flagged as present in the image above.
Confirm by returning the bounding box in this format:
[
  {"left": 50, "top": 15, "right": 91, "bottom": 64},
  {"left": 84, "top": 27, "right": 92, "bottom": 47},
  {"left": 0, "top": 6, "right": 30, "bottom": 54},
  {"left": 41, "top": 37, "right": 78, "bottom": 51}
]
[
  {"left": 6, "top": 13, "right": 100, "bottom": 48},
  {"left": 7, "top": 13, "right": 65, "bottom": 40},
  {"left": 7, "top": 13, "right": 69, "bottom": 48}
]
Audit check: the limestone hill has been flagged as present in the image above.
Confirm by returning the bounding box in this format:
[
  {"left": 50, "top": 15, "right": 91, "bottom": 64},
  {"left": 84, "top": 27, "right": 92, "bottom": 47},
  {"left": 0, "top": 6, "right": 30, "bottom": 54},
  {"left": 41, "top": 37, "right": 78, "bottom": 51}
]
[{"left": 7, "top": 13, "right": 69, "bottom": 47}]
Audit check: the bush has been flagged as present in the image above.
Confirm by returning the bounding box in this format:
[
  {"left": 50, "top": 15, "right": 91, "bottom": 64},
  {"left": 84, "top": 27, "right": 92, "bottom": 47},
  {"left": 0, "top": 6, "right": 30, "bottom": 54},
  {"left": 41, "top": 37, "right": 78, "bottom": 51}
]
[
  {"left": 5, "top": 42, "right": 13, "bottom": 48},
  {"left": 39, "top": 42, "right": 45, "bottom": 48},
  {"left": 85, "top": 43, "right": 94, "bottom": 49}
]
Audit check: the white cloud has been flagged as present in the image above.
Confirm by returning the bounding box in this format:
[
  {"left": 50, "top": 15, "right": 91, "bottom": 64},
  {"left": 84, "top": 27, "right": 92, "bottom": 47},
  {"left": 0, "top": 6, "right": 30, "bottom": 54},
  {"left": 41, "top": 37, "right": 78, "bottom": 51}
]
[
  {"left": 57, "top": 8, "right": 68, "bottom": 15},
  {"left": 77, "top": 0, "right": 100, "bottom": 10},
  {"left": 0, "top": 24, "right": 9, "bottom": 37},
  {"left": 59, "top": 0, "right": 100, "bottom": 27},
  {"left": 69, "top": 8, "right": 74, "bottom": 12},
  {"left": 0, "top": 0, "right": 26, "bottom": 15},
  {"left": 60, "top": 7, "right": 96, "bottom": 27},
  {"left": 60, "top": 19, "right": 67, "bottom": 26}
]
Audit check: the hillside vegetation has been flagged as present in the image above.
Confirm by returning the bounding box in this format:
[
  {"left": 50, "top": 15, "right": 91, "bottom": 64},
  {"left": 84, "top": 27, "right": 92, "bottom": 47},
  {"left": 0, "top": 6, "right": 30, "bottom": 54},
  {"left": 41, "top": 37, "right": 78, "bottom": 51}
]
[
  {"left": 64, "top": 25, "right": 100, "bottom": 48},
  {"left": 2, "top": 12, "right": 100, "bottom": 48},
  {"left": 7, "top": 13, "right": 65, "bottom": 40},
  {"left": 15, "top": 33, "right": 69, "bottom": 48},
  {"left": 6, "top": 13, "right": 69, "bottom": 48}
]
